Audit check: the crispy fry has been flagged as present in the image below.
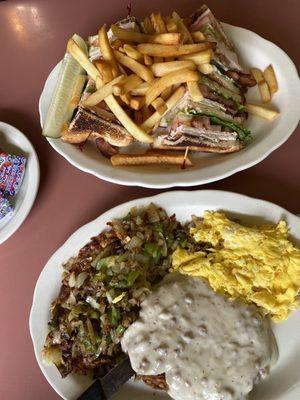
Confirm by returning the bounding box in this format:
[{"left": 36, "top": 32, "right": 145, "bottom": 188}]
[
  {"left": 67, "top": 39, "right": 100, "bottom": 81},
  {"left": 145, "top": 68, "right": 198, "bottom": 105},
  {"left": 130, "top": 96, "right": 145, "bottom": 110},
  {"left": 98, "top": 25, "right": 120, "bottom": 78},
  {"left": 151, "top": 97, "right": 167, "bottom": 115},
  {"left": 264, "top": 64, "right": 278, "bottom": 95},
  {"left": 141, "top": 86, "right": 185, "bottom": 131},
  {"left": 151, "top": 60, "right": 196, "bottom": 76},
  {"left": 83, "top": 75, "right": 125, "bottom": 106},
  {"left": 111, "top": 24, "right": 151, "bottom": 43},
  {"left": 150, "top": 13, "right": 167, "bottom": 33},
  {"left": 137, "top": 43, "right": 213, "bottom": 57},
  {"left": 134, "top": 110, "right": 142, "bottom": 124},
  {"left": 250, "top": 68, "right": 265, "bottom": 85},
  {"left": 105, "top": 94, "right": 153, "bottom": 143},
  {"left": 165, "top": 17, "right": 178, "bottom": 33},
  {"left": 83, "top": 75, "right": 124, "bottom": 107},
  {"left": 161, "top": 86, "right": 173, "bottom": 100},
  {"left": 113, "top": 74, "right": 143, "bottom": 95},
  {"left": 258, "top": 82, "right": 271, "bottom": 103},
  {"left": 110, "top": 39, "right": 124, "bottom": 50},
  {"left": 120, "top": 93, "right": 131, "bottom": 105},
  {"left": 179, "top": 49, "right": 213, "bottom": 64},
  {"left": 191, "top": 31, "right": 206, "bottom": 42},
  {"left": 144, "top": 54, "right": 153, "bottom": 66},
  {"left": 142, "top": 16, "right": 155, "bottom": 34},
  {"left": 246, "top": 103, "right": 279, "bottom": 121},
  {"left": 111, "top": 153, "right": 192, "bottom": 167},
  {"left": 114, "top": 50, "right": 154, "bottom": 82},
  {"left": 130, "top": 81, "right": 152, "bottom": 96},
  {"left": 94, "top": 60, "right": 113, "bottom": 83},
  {"left": 151, "top": 33, "right": 181, "bottom": 45},
  {"left": 172, "top": 11, "right": 193, "bottom": 44},
  {"left": 123, "top": 44, "right": 143, "bottom": 61},
  {"left": 198, "top": 63, "right": 214, "bottom": 75},
  {"left": 187, "top": 81, "right": 203, "bottom": 101}
]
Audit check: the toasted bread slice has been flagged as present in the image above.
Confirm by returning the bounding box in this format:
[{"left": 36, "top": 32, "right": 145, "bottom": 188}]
[
  {"left": 61, "top": 108, "right": 133, "bottom": 147},
  {"left": 137, "top": 374, "right": 168, "bottom": 391}
]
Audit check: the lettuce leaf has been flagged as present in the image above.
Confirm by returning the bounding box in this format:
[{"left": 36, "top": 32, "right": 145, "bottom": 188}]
[{"left": 186, "top": 109, "right": 251, "bottom": 141}]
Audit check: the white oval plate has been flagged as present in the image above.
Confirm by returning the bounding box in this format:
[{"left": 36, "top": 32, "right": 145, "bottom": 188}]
[
  {"left": 39, "top": 24, "right": 300, "bottom": 189},
  {"left": 29, "top": 190, "right": 300, "bottom": 400},
  {"left": 0, "top": 122, "right": 40, "bottom": 244}
]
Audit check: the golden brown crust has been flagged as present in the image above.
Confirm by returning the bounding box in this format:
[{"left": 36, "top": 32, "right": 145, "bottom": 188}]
[{"left": 137, "top": 373, "right": 168, "bottom": 391}]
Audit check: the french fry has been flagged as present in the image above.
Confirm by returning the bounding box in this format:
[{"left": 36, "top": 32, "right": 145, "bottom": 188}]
[
  {"left": 172, "top": 11, "right": 193, "bottom": 44},
  {"left": 113, "top": 74, "right": 143, "bottom": 95},
  {"left": 114, "top": 50, "right": 154, "bottom": 82},
  {"left": 250, "top": 67, "right": 271, "bottom": 102},
  {"left": 165, "top": 17, "right": 178, "bottom": 33},
  {"left": 251, "top": 68, "right": 264, "bottom": 85},
  {"left": 98, "top": 25, "right": 120, "bottom": 78},
  {"left": 144, "top": 54, "right": 153, "bottom": 66},
  {"left": 179, "top": 49, "right": 213, "bottom": 64},
  {"left": 94, "top": 60, "right": 113, "bottom": 83},
  {"left": 145, "top": 68, "right": 198, "bottom": 105},
  {"left": 111, "top": 24, "right": 180, "bottom": 45},
  {"left": 151, "top": 33, "right": 181, "bottom": 45},
  {"left": 150, "top": 13, "right": 167, "bottom": 33},
  {"left": 67, "top": 39, "right": 100, "bottom": 82},
  {"left": 111, "top": 24, "right": 151, "bottom": 43},
  {"left": 264, "top": 65, "right": 278, "bottom": 95},
  {"left": 191, "top": 31, "right": 206, "bottom": 42},
  {"left": 83, "top": 75, "right": 125, "bottom": 106},
  {"left": 141, "top": 86, "right": 185, "bottom": 131},
  {"left": 137, "top": 43, "right": 213, "bottom": 57},
  {"left": 130, "top": 81, "right": 152, "bottom": 96},
  {"left": 198, "top": 63, "right": 214, "bottom": 75},
  {"left": 142, "top": 16, "right": 155, "bottom": 34},
  {"left": 105, "top": 94, "right": 153, "bottom": 143},
  {"left": 258, "top": 82, "right": 271, "bottom": 103},
  {"left": 123, "top": 44, "right": 143, "bottom": 61},
  {"left": 130, "top": 96, "right": 145, "bottom": 110},
  {"left": 161, "top": 86, "right": 173, "bottom": 100},
  {"left": 151, "top": 60, "right": 196, "bottom": 76},
  {"left": 151, "top": 97, "right": 167, "bottom": 115},
  {"left": 187, "top": 81, "right": 203, "bottom": 101},
  {"left": 120, "top": 93, "right": 131, "bottom": 105},
  {"left": 134, "top": 110, "right": 143, "bottom": 124},
  {"left": 246, "top": 103, "right": 279, "bottom": 121},
  {"left": 110, "top": 39, "right": 124, "bottom": 50},
  {"left": 111, "top": 153, "right": 192, "bottom": 167}
]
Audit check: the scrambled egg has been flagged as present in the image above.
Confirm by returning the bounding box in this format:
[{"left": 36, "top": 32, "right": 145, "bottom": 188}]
[{"left": 171, "top": 211, "right": 300, "bottom": 322}]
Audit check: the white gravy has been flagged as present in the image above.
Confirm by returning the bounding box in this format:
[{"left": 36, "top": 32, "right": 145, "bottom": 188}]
[{"left": 121, "top": 273, "right": 277, "bottom": 400}]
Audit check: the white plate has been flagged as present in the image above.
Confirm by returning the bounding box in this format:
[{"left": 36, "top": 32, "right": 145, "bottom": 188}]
[
  {"left": 29, "top": 190, "right": 300, "bottom": 400},
  {"left": 0, "top": 122, "right": 40, "bottom": 244},
  {"left": 39, "top": 24, "right": 300, "bottom": 189}
]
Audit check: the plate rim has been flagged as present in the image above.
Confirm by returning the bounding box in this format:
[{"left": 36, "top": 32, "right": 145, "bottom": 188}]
[
  {"left": 29, "top": 189, "right": 300, "bottom": 399},
  {"left": 0, "top": 121, "right": 40, "bottom": 244},
  {"left": 39, "top": 23, "right": 300, "bottom": 189}
]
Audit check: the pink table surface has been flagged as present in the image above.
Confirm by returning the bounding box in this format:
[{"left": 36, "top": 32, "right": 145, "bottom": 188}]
[{"left": 0, "top": 0, "right": 299, "bottom": 399}]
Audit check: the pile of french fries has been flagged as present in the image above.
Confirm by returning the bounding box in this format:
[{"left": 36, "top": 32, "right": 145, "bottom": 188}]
[
  {"left": 247, "top": 65, "right": 279, "bottom": 121},
  {"left": 66, "top": 10, "right": 280, "bottom": 167},
  {"left": 66, "top": 11, "right": 219, "bottom": 167}
]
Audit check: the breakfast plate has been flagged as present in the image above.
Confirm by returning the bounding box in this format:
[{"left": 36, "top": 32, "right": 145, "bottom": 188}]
[
  {"left": 39, "top": 23, "right": 300, "bottom": 189},
  {"left": 29, "top": 190, "right": 300, "bottom": 400},
  {"left": 0, "top": 122, "right": 40, "bottom": 244}
]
